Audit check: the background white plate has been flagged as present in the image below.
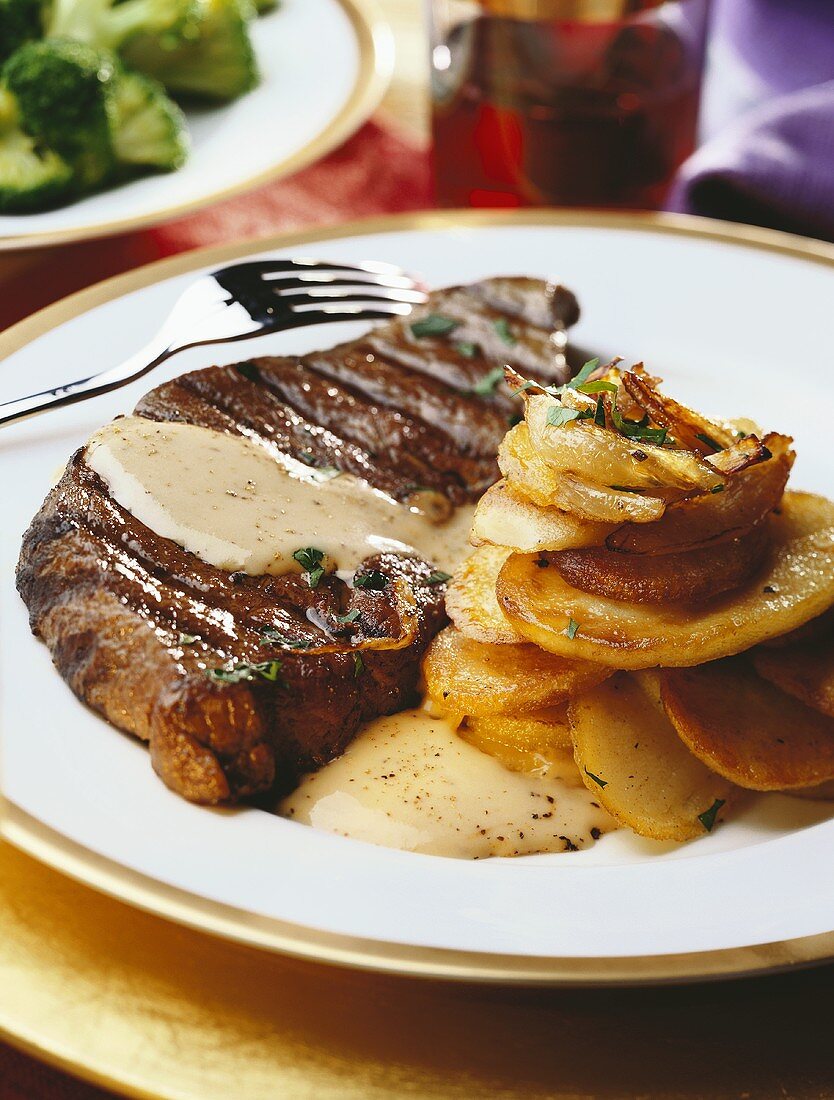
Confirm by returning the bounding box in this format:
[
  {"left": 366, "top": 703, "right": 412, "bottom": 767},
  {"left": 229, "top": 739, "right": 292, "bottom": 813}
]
[
  {"left": 2, "top": 212, "right": 834, "bottom": 984},
  {"left": 0, "top": 0, "right": 392, "bottom": 250}
]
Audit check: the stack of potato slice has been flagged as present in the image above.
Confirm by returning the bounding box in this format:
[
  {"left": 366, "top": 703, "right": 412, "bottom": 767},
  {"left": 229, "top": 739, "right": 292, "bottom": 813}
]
[{"left": 422, "top": 363, "right": 834, "bottom": 841}]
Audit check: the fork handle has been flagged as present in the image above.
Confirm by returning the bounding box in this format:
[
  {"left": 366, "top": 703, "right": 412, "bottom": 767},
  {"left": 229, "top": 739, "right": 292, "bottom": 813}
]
[{"left": 0, "top": 345, "right": 172, "bottom": 428}]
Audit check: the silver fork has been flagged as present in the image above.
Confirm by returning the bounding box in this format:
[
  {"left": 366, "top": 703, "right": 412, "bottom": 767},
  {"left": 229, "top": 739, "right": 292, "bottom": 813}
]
[{"left": 0, "top": 258, "right": 428, "bottom": 427}]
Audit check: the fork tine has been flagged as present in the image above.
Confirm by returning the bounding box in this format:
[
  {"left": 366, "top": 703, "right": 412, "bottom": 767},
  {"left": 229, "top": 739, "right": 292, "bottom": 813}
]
[
  {"left": 217, "top": 258, "right": 410, "bottom": 279},
  {"left": 264, "top": 270, "right": 418, "bottom": 290},
  {"left": 290, "top": 301, "right": 415, "bottom": 320},
  {"left": 278, "top": 285, "right": 427, "bottom": 304}
]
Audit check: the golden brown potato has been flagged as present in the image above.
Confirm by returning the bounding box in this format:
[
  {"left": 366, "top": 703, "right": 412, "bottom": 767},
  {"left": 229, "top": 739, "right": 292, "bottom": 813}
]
[
  {"left": 568, "top": 672, "right": 736, "bottom": 841},
  {"left": 525, "top": 393, "right": 725, "bottom": 493},
  {"left": 471, "top": 480, "right": 615, "bottom": 552},
  {"left": 758, "top": 605, "right": 834, "bottom": 649},
  {"left": 661, "top": 658, "right": 834, "bottom": 790},
  {"left": 462, "top": 705, "right": 579, "bottom": 778},
  {"left": 497, "top": 492, "right": 834, "bottom": 669},
  {"left": 422, "top": 625, "right": 609, "bottom": 718},
  {"left": 622, "top": 371, "right": 738, "bottom": 455},
  {"left": 549, "top": 522, "right": 770, "bottom": 605},
  {"left": 498, "top": 424, "right": 665, "bottom": 524},
  {"left": 445, "top": 545, "right": 523, "bottom": 644},
  {"left": 787, "top": 780, "right": 834, "bottom": 801},
  {"left": 605, "top": 435, "right": 794, "bottom": 555},
  {"left": 753, "top": 634, "right": 834, "bottom": 718}
]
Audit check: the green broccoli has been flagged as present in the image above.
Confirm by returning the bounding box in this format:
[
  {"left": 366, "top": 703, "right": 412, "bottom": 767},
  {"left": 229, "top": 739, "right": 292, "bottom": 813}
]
[
  {"left": 3, "top": 39, "right": 116, "bottom": 189},
  {"left": 0, "top": 88, "right": 73, "bottom": 212},
  {"left": 108, "top": 69, "right": 189, "bottom": 172},
  {"left": 46, "top": 0, "right": 260, "bottom": 101},
  {"left": 0, "top": 0, "right": 43, "bottom": 64},
  {"left": 0, "top": 39, "right": 190, "bottom": 213}
]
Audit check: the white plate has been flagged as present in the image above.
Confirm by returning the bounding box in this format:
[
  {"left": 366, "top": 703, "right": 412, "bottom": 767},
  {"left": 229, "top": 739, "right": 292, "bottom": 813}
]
[
  {"left": 0, "top": 0, "right": 391, "bottom": 251},
  {"left": 2, "top": 211, "right": 834, "bottom": 985}
]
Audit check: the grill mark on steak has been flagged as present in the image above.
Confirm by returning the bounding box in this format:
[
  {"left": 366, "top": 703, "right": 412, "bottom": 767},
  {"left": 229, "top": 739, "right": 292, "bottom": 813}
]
[{"left": 17, "top": 277, "right": 580, "bottom": 805}]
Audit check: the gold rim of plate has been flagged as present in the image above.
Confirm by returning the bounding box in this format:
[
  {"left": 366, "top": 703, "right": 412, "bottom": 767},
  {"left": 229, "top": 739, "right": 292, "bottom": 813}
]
[
  {"left": 0, "top": 0, "right": 394, "bottom": 252},
  {"left": 2, "top": 212, "right": 834, "bottom": 1022}
]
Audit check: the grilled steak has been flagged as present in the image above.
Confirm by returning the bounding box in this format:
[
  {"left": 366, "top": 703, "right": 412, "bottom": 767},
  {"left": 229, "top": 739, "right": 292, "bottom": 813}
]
[{"left": 17, "top": 277, "right": 579, "bottom": 804}]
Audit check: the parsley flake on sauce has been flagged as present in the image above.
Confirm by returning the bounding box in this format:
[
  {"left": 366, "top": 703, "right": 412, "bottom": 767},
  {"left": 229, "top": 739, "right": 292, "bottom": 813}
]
[
  {"left": 353, "top": 652, "right": 365, "bottom": 678},
  {"left": 698, "top": 798, "right": 725, "bottom": 833},
  {"left": 336, "top": 609, "right": 361, "bottom": 625},
  {"left": 293, "top": 547, "right": 325, "bottom": 588},
  {"left": 455, "top": 341, "right": 478, "bottom": 359},
  {"left": 410, "top": 314, "right": 459, "bottom": 339},
  {"left": 584, "top": 767, "right": 607, "bottom": 788}
]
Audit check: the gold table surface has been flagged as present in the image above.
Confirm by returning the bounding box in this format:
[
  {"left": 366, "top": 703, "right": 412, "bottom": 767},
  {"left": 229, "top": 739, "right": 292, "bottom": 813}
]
[{"left": 2, "top": 837, "right": 834, "bottom": 1100}]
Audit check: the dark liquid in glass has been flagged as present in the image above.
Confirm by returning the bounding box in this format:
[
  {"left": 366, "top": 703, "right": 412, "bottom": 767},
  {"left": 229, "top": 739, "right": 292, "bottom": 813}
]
[{"left": 432, "top": 7, "right": 706, "bottom": 209}]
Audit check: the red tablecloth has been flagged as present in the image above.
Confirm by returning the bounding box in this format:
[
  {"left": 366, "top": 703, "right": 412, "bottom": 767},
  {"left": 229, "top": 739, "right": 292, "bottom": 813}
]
[{"left": 0, "top": 118, "right": 429, "bottom": 1100}]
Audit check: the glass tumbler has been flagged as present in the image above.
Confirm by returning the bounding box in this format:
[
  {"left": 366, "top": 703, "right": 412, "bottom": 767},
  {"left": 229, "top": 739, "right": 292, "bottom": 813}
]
[{"left": 429, "top": 0, "right": 711, "bottom": 210}]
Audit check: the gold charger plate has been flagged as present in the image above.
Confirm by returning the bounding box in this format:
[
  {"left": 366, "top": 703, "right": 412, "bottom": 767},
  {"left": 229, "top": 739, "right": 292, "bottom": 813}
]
[
  {"left": 3, "top": 211, "right": 834, "bottom": 1020},
  {"left": 2, "top": 835, "right": 834, "bottom": 1099},
  {"left": 0, "top": 0, "right": 393, "bottom": 252}
]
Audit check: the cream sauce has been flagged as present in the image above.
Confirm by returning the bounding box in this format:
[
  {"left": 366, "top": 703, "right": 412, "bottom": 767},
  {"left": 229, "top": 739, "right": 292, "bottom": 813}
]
[
  {"left": 86, "top": 417, "right": 474, "bottom": 576},
  {"left": 280, "top": 710, "right": 614, "bottom": 859}
]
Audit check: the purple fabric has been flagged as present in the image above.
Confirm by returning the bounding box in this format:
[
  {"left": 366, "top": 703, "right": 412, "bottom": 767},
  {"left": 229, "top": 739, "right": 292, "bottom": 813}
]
[{"left": 668, "top": 0, "right": 834, "bottom": 241}]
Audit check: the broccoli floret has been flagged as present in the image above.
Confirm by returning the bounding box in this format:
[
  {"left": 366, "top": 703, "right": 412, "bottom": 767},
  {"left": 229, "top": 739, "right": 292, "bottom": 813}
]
[
  {"left": 108, "top": 69, "right": 189, "bottom": 171},
  {"left": 3, "top": 39, "right": 116, "bottom": 189},
  {"left": 46, "top": 0, "right": 259, "bottom": 101},
  {"left": 122, "top": 0, "right": 259, "bottom": 101},
  {"left": 0, "top": 88, "right": 74, "bottom": 212},
  {"left": 0, "top": 0, "right": 43, "bottom": 64}
]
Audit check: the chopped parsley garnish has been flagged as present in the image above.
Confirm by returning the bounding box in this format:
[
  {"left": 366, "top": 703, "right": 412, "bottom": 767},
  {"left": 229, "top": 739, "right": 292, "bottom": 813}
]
[
  {"left": 493, "top": 317, "right": 517, "bottom": 346},
  {"left": 576, "top": 379, "right": 618, "bottom": 395},
  {"left": 471, "top": 365, "right": 506, "bottom": 397},
  {"left": 594, "top": 396, "right": 606, "bottom": 427},
  {"left": 711, "top": 484, "right": 725, "bottom": 494},
  {"left": 546, "top": 405, "right": 593, "bottom": 428},
  {"left": 353, "top": 652, "right": 365, "bottom": 678},
  {"left": 260, "top": 627, "right": 311, "bottom": 649},
  {"left": 410, "top": 313, "right": 459, "bottom": 338},
  {"left": 426, "top": 570, "right": 452, "bottom": 586},
  {"left": 353, "top": 569, "right": 388, "bottom": 591},
  {"left": 206, "top": 660, "right": 284, "bottom": 685},
  {"left": 565, "top": 358, "right": 600, "bottom": 390},
  {"left": 566, "top": 617, "right": 580, "bottom": 639},
  {"left": 336, "top": 608, "right": 361, "bottom": 625},
  {"left": 698, "top": 798, "right": 725, "bottom": 833},
  {"left": 297, "top": 450, "right": 316, "bottom": 466},
  {"left": 584, "top": 767, "right": 607, "bottom": 788},
  {"left": 293, "top": 547, "right": 325, "bottom": 588},
  {"left": 696, "top": 432, "right": 721, "bottom": 452},
  {"left": 609, "top": 485, "right": 643, "bottom": 493},
  {"left": 508, "top": 412, "right": 523, "bottom": 427},
  {"left": 455, "top": 341, "right": 478, "bottom": 359},
  {"left": 237, "top": 362, "right": 259, "bottom": 382},
  {"left": 177, "top": 632, "right": 198, "bottom": 646},
  {"left": 611, "top": 406, "right": 668, "bottom": 446}
]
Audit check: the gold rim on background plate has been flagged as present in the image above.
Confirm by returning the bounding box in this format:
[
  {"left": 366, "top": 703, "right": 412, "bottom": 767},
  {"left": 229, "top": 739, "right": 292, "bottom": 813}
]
[
  {"left": 0, "top": 0, "right": 394, "bottom": 253},
  {"left": 1, "top": 210, "right": 834, "bottom": 1011}
]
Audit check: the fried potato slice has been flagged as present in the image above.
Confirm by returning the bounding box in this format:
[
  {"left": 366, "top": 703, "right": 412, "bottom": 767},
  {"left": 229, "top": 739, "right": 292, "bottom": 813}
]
[
  {"left": 753, "top": 633, "right": 834, "bottom": 718},
  {"left": 759, "top": 605, "right": 834, "bottom": 649},
  {"left": 422, "top": 625, "right": 609, "bottom": 717},
  {"left": 788, "top": 780, "right": 834, "bottom": 801},
  {"left": 525, "top": 394, "right": 725, "bottom": 493},
  {"left": 499, "top": 424, "right": 665, "bottom": 524},
  {"left": 462, "top": 705, "right": 580, "bottom": 778},
  {"left": 568, "top": 672, "right": 736, "bottom": 841},
  {"left": 550, "top": 522, "right": 770, "bottom": 605},
  {"left": 605, "top": 434, "right": 794, "bottom": 555},
  {"left": 661, "top": 658, "right": 834, "bottom": 790},
  {"left": 445, "top": 545, "right": 523, "bottom": 644},
  {"left": 497, "top": 492, "right": 834, "bottom": 669},
  {"left": 471, "top": 480, "right": 615, "bottom": 552},
  {"left": 622, "top": 371, "right": 738, "bottom": 455}
]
